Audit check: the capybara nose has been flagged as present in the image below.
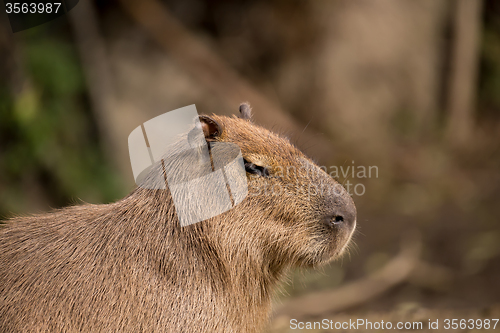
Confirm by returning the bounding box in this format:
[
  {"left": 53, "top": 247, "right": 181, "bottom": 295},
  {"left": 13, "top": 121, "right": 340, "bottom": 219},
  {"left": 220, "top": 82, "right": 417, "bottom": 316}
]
[
  {"left": 323, "top": 208, "right": 356, "bottom": 229},
  {"left": 323, "top": 189, "right": 357, "bottom": 230}
]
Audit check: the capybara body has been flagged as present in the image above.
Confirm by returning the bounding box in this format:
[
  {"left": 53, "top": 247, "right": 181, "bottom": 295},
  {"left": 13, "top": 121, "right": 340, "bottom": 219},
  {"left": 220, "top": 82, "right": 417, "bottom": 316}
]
[{"left": 0, "top": 105, "right": 356, "bottom": 332}]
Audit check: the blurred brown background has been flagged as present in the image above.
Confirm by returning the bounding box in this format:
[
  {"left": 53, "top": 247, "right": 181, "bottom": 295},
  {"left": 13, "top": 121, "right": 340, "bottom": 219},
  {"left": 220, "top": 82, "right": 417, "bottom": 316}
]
[{"left": 1, "top": 0, "right": 499, "bottom": 331}]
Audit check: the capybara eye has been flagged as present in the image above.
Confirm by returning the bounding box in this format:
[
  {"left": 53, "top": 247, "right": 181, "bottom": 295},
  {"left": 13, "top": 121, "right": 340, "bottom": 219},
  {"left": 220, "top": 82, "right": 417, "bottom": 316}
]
[{"left": 243, "top": 158, "right": 270, "bottom": 177}]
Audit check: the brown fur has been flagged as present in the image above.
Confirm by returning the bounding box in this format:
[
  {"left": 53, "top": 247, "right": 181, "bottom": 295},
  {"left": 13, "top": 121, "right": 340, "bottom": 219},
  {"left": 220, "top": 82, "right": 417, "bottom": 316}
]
[{"left": 0, "top": 106, "right": 356, "bottom": 332}]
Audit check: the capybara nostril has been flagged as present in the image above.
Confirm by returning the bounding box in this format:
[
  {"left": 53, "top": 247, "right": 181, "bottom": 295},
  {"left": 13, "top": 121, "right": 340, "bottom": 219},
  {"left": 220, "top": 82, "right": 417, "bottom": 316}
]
[
  {"left": 333, "top": 215, "right": 344, "bottom": 224},
  {"left": 322, "top": 214, "right": 345, "bottom": 228}
]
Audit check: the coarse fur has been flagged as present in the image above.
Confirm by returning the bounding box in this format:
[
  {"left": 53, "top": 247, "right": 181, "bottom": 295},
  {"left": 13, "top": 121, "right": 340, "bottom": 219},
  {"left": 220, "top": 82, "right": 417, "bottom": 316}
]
[{"left": 0, "top": 105, "right": 356, "bottom": 332}]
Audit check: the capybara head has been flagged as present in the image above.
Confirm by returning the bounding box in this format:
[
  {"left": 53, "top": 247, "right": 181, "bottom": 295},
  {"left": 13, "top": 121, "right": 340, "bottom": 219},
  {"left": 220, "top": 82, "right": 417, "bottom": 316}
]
[{"left": 184, "top": 104, "right": 357, "bottom": 271}]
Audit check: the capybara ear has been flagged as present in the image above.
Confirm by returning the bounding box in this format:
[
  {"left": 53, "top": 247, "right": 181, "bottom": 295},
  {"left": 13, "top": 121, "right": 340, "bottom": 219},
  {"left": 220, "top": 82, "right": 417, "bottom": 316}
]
[
  {"left": 199, "top": 115, "right": 222, "bottom": 141},
  {"left": 239, "top": 102, "right": 252, "bottom": 120}
]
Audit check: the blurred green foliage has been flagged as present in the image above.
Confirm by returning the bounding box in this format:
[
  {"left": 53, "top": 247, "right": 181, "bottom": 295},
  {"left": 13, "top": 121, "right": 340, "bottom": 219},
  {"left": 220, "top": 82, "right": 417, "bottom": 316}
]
[{"left": 0, "top": 34, "right": 125, "bottom": 218}]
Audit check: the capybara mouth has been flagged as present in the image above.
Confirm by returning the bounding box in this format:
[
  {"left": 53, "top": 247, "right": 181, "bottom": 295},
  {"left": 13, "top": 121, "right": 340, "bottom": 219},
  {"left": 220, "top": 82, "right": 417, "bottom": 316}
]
[{"left": 316, "top": 214, "right": 357, "bottom": 263}]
